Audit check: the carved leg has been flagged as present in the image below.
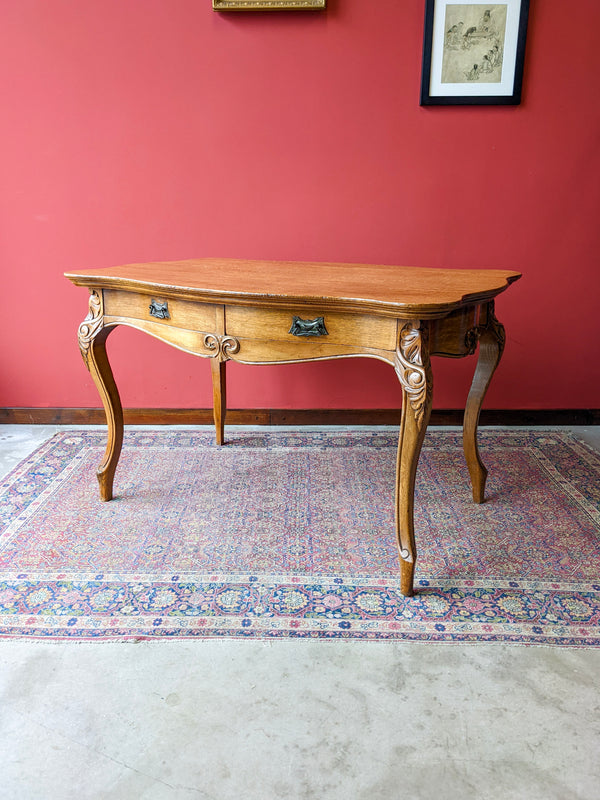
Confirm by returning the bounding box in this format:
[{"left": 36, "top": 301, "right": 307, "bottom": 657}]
[
  {"left": 78, "top": 291, "right": 123, "bottom": 501},
  {"left": 463, "top": 301, "right": 505, "bottom": 503},
  {"left": 211, "top": 357, "right": 227, "bottom": 446},
  {"left": 394, "top": 322, "right": 433, "bottom": 597}
]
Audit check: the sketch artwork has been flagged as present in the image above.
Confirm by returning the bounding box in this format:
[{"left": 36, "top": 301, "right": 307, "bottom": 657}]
[{"left": 442, "top": 4, "right": 507, "bottom": 83}]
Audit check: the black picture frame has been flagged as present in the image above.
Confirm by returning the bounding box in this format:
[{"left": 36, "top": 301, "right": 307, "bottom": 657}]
[{"left": 420, "top": 0, "right": 529, "bottom": 105}]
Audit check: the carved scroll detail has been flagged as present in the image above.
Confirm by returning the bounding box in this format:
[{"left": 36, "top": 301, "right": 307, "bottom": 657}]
[
  {"left": 78, "top": 290, "right": 104, "bottom": 361},
  {"left": 203, "top": 333, "right": 240, "bottom": 359},
  {"left": 203, "top": 333, "right": 220, "bottom": 354},
  {"left": 460, "top": 301, "right": 505, "bottom": 358},
  {"left": 394, "top": 322, "right": 432, "bottom": 426},
  {"left": 486, "top": 300, "right": 506, "bottom": 354},
  {"left": 221, "top": 336, "right": 240, "bottom": 357},
  {"left": 464, "top": 326, "right": 481, "bottom": 356}
]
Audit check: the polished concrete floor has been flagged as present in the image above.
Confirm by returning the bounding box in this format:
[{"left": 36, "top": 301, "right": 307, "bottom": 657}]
[{"left": 1, "top": 425, "right": 599, "bottom": 800}]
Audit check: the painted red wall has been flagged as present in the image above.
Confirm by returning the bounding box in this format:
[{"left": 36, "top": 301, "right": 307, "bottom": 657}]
[{"left": 1, "top": 0, "right": 599, "bottom": 411}]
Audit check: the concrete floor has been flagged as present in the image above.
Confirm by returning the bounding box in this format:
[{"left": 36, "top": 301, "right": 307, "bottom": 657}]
[{"left": 1, "top": 425, "right": 599, "bottom": 800}]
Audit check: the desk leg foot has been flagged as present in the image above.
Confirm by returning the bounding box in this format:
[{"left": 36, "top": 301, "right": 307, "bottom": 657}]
[
  {"left": 211, "top": 358, "right": 226, "bottom": 446},
  {"left": 394, "top": 322, "right": 433, "bottom": 597},
  {"left": 400, "top": 560, "right": 415, "bottom": 598},
  {"left": 463, "top": 302, "right": 505, "bottom": 504},
  {"left": 78, "top": 292, "right": 123, "bottom": 502}
]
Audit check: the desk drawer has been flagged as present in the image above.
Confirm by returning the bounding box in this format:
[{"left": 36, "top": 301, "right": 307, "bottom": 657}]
[
  {"left": 103, "top": 289, "right": 217, "bottom": 332},
  {"left": 225, "top": 306, "right": 397, "bottom": 351}
]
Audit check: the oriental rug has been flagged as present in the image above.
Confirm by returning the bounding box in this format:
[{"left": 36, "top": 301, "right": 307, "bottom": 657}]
[{"left": 0, "top": 429, "right": 599, "bottom": 645}]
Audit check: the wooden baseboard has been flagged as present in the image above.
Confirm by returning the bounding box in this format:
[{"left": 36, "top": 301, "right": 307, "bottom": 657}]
[{"left": 1, "top": 408, "right": 598, "bottom": 426}]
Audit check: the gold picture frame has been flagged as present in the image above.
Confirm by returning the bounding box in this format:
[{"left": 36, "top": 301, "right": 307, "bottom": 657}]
[{"left": 213, "top": 0, "right": 326, "bottom": 9}]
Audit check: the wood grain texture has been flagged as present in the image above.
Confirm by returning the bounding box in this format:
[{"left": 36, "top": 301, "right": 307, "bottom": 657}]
[
  {"left": 77, "top": 292, "right": 123, "bottom": 501},
  {"left": 211, "top": 359, "right": 227, "bottom": 446},
  {"left": 225, "top": 304, "right": 397, "bottom": 349},
  {"left": 103, "top": 289, "right": 217, "bottom": 331},
  {"left": 463, "top": 301, "right": 506, "bottom": 503},
  {"left": 227, "top": 339, "right": 396, "bottom": 366},
  {"left": 393, "top": 321, "right": 433, "bottom": 596},
  {"left": 430, "top": 306, "right": 480, "bottom": 358},
  {"left": 65, "top": 258, "right": 521, "bottom": 319}
]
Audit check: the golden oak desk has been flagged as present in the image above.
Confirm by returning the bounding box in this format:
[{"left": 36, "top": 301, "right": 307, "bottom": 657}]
[{"left": 65, "top": 258, "right": 520, "bottom": 596}]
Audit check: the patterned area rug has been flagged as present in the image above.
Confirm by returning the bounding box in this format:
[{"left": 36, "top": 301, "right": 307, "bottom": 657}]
[{"left": 1, "top": 429, "right": 599, "bottom": 645}]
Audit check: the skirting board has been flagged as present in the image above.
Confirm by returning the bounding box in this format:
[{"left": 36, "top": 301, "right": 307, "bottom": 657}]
[{"left": 1, "top": 408, "right": 599, "bottom": 425}]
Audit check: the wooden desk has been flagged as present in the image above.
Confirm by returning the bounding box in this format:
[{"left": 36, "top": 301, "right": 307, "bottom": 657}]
[{"left": 65, "top": 258, "right": 520, "bottom": 596}]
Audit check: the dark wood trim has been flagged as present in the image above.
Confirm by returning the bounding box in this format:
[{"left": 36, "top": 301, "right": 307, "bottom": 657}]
[
  {"left": 1, "top": 408, "right": 599, "bottom": 426},
  {"left": 0, "top": 408, "right": 268, "bottom": 426}
]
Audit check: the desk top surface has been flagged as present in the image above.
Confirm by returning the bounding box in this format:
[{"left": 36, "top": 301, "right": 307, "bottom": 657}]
[{"left": 66, "top": 258, "right": 521, "bottom": 318}]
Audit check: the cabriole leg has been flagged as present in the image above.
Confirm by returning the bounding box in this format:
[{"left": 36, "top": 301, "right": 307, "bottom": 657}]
[
  {"left": 394, "top": 322, "right": 433, "bottom": 596},
  {"left": 78, "top": 291, "right": 123, "bottom": 501},
  {"left": 463, "top": 301, "right": 506, "bottom": 503}
]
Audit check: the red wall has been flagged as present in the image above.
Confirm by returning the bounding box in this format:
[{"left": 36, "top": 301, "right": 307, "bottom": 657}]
[{"left": 1, "top": 0, "right": 599, "bottom": 411}]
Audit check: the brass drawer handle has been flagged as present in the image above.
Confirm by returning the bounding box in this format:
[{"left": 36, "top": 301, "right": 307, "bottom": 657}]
[
  {"left": 149, "top": 299, "right": 170, "bottom": 320},
  {"left": 289, "top": 316, "right": 328, "bottom": 337}
]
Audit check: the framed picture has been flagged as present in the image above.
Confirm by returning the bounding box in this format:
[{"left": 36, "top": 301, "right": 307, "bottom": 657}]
[
  {"left": 213, "top": 0, "right": 326, "bottom": 9},
  {"left": 420, "top": 0, "right": 529, "bottom": 105}
]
